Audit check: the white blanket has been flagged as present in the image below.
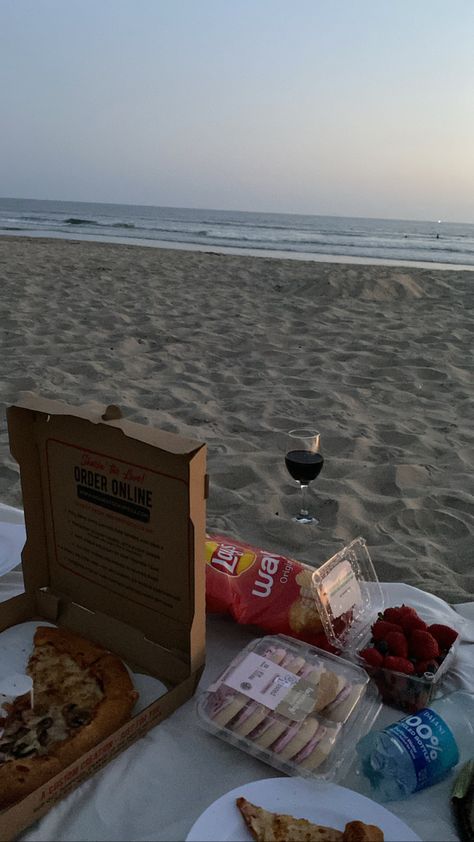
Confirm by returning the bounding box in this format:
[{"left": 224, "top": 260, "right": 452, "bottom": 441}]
[{"left": 1, "top": 505, "right": 473, "bottom": 842}]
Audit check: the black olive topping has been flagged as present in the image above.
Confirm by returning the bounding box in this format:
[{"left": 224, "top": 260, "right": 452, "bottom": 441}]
[
  {"left": 11, "top": 742, "right": 36, "bottom": 758},
  {"left": 66, "top": 708, "right": 91, "bottom": 728},
  {"left": 37, "top": 729, "right": 49, "bottom": 746},
  {"left": 12, "top": 726, "right": 29, "bottom": 739}
]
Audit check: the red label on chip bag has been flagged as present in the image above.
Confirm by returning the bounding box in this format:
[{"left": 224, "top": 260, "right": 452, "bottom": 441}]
[{"left": 205, "top": 533, "right": 337, "bottom": 652}]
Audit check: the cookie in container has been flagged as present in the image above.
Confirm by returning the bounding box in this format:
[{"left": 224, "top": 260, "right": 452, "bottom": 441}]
[{"left": 196, "top": 633, "right": 381, "bottom": 781}]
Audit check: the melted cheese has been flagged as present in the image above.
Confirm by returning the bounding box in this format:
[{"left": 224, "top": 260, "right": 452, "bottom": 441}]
[
  {"left": 0, "top": 641, "right": 104, "bottom": 764},
  {"left": 28, "top": 644, "right": 103, "bottom": 710}
]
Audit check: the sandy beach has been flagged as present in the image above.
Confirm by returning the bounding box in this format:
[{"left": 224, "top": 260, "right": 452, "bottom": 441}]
[{"left": 0, "top": 235, "right": 473, "bottom": 602}]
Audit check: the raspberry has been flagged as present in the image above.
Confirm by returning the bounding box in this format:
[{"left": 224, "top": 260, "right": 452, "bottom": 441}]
[
  {"left": 410, "top": 630, "right": 440, "bottom": 660},
  {"left": 360, "top": 647, "right": 384, "bottom": 668},
  {"left": 371, "top": 619, "right": 403, "bottom": 640},
  {"left": 384, "top": 656, "right": 415, "bottom": 675},
  {"left": 385, "top": 631, "right": 408, "bottom": 658},
  {"left": 428, "top": 624, "right": 458, "bottom": 651},
  {"left": 415, "top": 659, "right": 439, "bottom": 676}
]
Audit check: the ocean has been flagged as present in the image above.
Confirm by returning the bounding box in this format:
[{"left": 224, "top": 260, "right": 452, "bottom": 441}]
[{"left": 1, "top": 197, "right": 474, "bottom": 268}]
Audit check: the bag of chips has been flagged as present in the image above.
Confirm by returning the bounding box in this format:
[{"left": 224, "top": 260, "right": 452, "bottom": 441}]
[{"left": 206, "top": 533, "right": 335, "bottom": 651}]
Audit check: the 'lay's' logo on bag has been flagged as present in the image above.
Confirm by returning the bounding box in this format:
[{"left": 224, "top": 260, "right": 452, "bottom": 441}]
[{"left": 206, "top": 540, "right": 256, "bottom": 577}]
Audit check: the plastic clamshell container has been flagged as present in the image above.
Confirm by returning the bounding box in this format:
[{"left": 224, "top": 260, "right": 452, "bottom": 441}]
[
  {"left": 311, "top": 537, "right": 460, "bottom": 712},
  {"left": 196, "top": 633, "right": 381, "bottom": 782}
]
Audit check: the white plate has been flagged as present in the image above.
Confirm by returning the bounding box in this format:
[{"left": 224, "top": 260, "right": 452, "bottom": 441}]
[
  {"left": 0, "top": 520, "right": 26, "bottom": 576},
  {"left": 186, "top": 777, "right": 421, "bottom": 842}
]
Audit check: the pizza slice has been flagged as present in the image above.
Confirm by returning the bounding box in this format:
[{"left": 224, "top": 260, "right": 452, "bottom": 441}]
[
  {"left": 0, "top": 626, "right": 138, "bottom": 810},
  {"left": 236, "top": 798, "right": 385, "bottom": 842},
  {"left": 236, "top": 797, "right": 344, "bottom": 842}
]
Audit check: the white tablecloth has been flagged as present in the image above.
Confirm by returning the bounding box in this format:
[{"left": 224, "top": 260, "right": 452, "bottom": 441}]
[{"left": 1, "top": 504, "right": 474, "bottom": 842}]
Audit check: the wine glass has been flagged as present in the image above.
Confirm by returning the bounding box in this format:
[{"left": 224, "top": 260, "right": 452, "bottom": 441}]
[{"left": 285, "top": 428, "right": 324, "bottom": 524}]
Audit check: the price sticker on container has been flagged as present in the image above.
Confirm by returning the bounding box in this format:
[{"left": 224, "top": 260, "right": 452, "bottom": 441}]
[
  {"left": 222, "top": 652, "right": 318, "bottom": 719},
  {"left": 223, "top": 653, "right": 300, "bottom": 707}
]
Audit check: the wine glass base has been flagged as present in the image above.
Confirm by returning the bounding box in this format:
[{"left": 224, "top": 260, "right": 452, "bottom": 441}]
[{"left": 292, "top": 514, "right": 319, "bottom": 525}]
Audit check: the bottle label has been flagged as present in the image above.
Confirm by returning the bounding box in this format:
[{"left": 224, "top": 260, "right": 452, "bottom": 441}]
[{"left": 384, "top": 708, "right": 460, "bottom": 791}]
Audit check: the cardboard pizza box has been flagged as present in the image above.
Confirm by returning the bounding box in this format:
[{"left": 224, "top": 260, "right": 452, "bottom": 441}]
[{"left": 0, "top": 395, "right": 207, "bottom": 840}]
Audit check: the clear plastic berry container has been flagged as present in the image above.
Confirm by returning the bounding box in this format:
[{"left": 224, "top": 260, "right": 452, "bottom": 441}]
[
  {"left": 310, "top": 537, "right": 460, "bottom": 713},
  {"left": 196, "top": 633, "right": 381, "bottom": 781}
]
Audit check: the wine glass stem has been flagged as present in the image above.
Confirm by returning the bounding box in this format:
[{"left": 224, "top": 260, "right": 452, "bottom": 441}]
[{"left": 300, "top": 483, "right": 309, "bottom": 516}]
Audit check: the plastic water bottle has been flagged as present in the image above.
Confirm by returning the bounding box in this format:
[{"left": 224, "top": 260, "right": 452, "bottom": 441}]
[{"left": 356, "top": 691, "right": 474, "bottom": 801}]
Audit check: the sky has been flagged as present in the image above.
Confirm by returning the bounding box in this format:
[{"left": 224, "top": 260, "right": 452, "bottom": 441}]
[{"left": 1, "top": 0, "right": 474, "bottom": 222}]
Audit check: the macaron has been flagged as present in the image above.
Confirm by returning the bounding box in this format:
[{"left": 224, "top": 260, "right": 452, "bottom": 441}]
[
  {"left": 296, "top": 723, "right": 340, "bottom": 770},
  {"left": 321, "top": 682, "right": 365, "bottom": 723},
  {"left": 312, "top": 670, "right": 346, "bottom": 713},
  {"left": 271, "top": 716, "right": 321, "bottom": 761}
]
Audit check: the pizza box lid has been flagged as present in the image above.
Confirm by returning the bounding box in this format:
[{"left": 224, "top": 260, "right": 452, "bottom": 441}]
[{"left": 6, "top": 394, "right": 207, "bottom": 667}]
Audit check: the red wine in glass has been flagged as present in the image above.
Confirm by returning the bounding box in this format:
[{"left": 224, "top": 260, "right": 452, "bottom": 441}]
[
  {"left": 285, "top": 429, "right": 323, "bottom": 524},
  {"left": 285, "top": 451, "right": 324, "bottom": 484}
]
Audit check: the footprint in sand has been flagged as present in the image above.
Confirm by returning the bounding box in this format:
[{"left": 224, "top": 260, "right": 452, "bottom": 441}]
[
  {"left": 381, "top": 506, "right": 470, "bottom": 541},
  {"left": 211, "top": 464, "right": 261, "bottom": 491}
]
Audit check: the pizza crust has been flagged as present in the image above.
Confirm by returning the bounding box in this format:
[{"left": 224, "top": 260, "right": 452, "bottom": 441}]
[
  {"left": 343, "top": 822, "right": 384, "bottom": 841},
  {"left": 0, "top": 626, "right": 138, "bottom": 811},
  {"left": 33, "top": 625, "right": 109, "bottom": 667},
  {"left": 1, "top": 756, "right": 65, "bottom": 814}
]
